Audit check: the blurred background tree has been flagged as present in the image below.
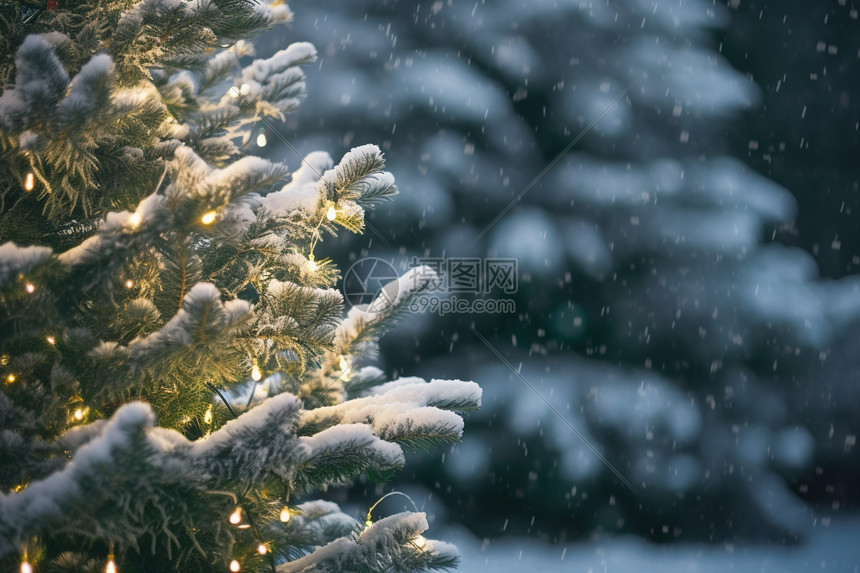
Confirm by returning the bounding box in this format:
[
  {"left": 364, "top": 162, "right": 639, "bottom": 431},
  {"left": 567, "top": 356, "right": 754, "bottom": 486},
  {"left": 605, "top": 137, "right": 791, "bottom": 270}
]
[{"left": 255, "top": 0, "right": 860, "bottom": 546}]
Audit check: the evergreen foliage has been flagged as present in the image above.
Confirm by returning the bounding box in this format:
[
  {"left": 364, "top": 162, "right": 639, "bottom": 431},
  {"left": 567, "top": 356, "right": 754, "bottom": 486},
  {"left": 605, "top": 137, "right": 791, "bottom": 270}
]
[{"left": 0, "top": 1, "right": 479, "bottom": 571}]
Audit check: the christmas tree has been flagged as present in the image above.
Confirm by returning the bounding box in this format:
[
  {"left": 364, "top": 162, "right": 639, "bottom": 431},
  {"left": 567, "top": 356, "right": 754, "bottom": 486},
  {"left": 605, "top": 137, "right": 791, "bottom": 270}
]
[{"left": 0, "top": 1, "right": 480, "bottom": 571}]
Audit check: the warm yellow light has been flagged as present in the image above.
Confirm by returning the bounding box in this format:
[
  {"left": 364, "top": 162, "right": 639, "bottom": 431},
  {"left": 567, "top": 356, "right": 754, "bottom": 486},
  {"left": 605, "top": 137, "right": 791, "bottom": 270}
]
[
  {"left": 128, "top": 212, "right": 141, "bottom": 228},
  {"left": 413, "top": 535, "right": 427, "bottom": 549},
  {"left": 46, "top": 336, "right": 55, "bottom": 345},
  {"left": 237, "top": 524, "right": 251, "bottom": 529},
  {"left": 24, "top": 172, "right": 35, "bottom": 192},
  {"left": 204, "top": 407, "right": 213, "bottom": 424},
  {"left": 201, "top": 211, "right": 217, "bottom": 225},
  {"left": 326, "top": 204, "right": 337, "bottom": 221},
  {"left": 125, "top": 280, "right": 134, "bottom": 289},
  {"left": 365, "top": 518, "right": 373, "bottom": 529},
  {"left": 279, "top": 506, "right": 291, "bottom": 522},
  {"left": 306, "top": 256, "right": 318, "bottom": 271},
  {"left": 105, "top": 554, "right": 117, "bottom": 573},
  {"left": 74, "top": 408, "right": 85, "bottom": 420},
  {"left": 256, "top": 132, "right": 267, "bottom": 147},
  {"left": 257, "top": 544, "right": 267, "bottom": 555},
  {"left": 229, "top": 560, "right": 241, "bottom": 572},
  {"left": 25, "top": 283, "right": 35, "bottom": 294},
  {"left": 229, "top": 507, "right": 242, "bottom": 524},
  {"left": 239, "top": 83, "right": 251, "bottom": 96},
  {"left": 229, "top": 86, "right": 240, "bottom": 98},
  {"left": 339, "top": 355, "right": 352, "bottom": 378},
  {"left": 251, "top": 364, "right": 262, "bottom": 381},
  {"left": 20, "top": 561, "right": 33, "bottom": 573},
  {"left": 6, "top": 374, "right": 15, "bottom": 383}
]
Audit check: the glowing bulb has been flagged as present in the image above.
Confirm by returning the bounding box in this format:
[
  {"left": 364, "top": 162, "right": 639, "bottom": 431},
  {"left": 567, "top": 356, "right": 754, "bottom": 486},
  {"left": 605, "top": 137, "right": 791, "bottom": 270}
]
[
  {"left": 105, "top": 554, "right": 117, "bottom": 573},
  {"left": 237, "top": 524, "right": 251, "bottom": 529},
  {"left": 229, "top": 507, "right": 242, "bottom": 524},
  {"left": 25, "top": 283, "right": 35, "bottom": 294},
  {"left": 24, "top": 172, "right": 35, "bottom": 191},
  {"left": 279, "top": 506, "right": 291, "bottom": 522},
  {"left": 326, "top": 204, "right": 337, "bottom": 221},
  {"left": 74, "top": 408, "right": 85, "bottom": 420},
  {"left": 6, "top": 374, "right": 15, "bottom": 383},
  {"left": 239, "top": 83, "right": 250, "bottom": 96},
  {"left": 125, "top": 280, "right": 134, "bottom": 289},
  {"left": 256, "top": 132, "right": 267, "bottom": 147},
  {"left": 229, "top": 86, "right": 239, "bottom": 98},
  {"left": 21, "top": 561, "right": 33, "bottom": 573},
  {"left": 413, "top": 535, "right": 427, "bottom": 548},
  {"left": 306, "top": 256, "right": 318, "bottom": 271},
  {"left": 229, "top": 560, "right": 241, "bottom": 572},
  {"left": 128, "top": 212, "right": 141, "bottom": 228},
  {"left": 201, "top": 210, "right": 217, "bottom": 225},
  {"left": 204, "top": 407, "right": 212, "bottom": 424},
  {"left": 46, "top": 336, "right": 55, "bottom": 345},
  {"left": 339, "top": 355, "right": 352, "bottom": 379},
  {"left": 257, "top": 544, "right": 267, "bottom": 555},
  {"left": 365, "top": 519, "right": 373, "bottom": 529}
]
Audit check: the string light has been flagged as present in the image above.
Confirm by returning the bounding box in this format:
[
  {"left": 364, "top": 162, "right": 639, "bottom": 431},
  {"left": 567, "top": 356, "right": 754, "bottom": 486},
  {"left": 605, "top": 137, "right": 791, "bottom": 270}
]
[
  {"left": 364, "top": 518, "right": 373, "bottom": 530},
  {"left": 20, "top": 560, "right": 32, "bottom": 573},
  {"left": 326, "top": 204, "right": 337, "bottom": 221},
  {"left": 412, "top": 535, "right": 427, "bottom": 549},
  {"left": 229, "top": 86, "right": 240, "bottom": 99},
  {"left": 74, "top": 408, "right": 85, "bottom": 421},
  {"left": 229, "top": 559, "right": 241, "bottom": 572},
  {"left": 257, "top": 543, "right": 267, "bottom": 555},
  {"left": 125, "top": 280, "right": 134, "bottom": 289},
  {"left": 7, "top": 374, "right": 16, "bottom": 383},
  {"left": 24, "top": 172, "right": 35, "bottom": 192},
  {"left": 229, "top": 507, "right": 242, "bottom": 525},
  {"left": 251, "top": 364, "right": 262, "bottom": 382},
  {"left": 239, "top": 83, "right": 251, "bottom": 96},
  {"left": 256, "top": 132, "right": 267, "bottom": 147},
  {"left": 201, "top": 210, "right": 217, "bottom": 225},
  {"left": 25, "top": 283, "right": 35, "bottom": 294},
  {"left": 279, "top": 506, "right": 291, "bottom": 522},
  {"left": 204, "top": 407, "right": 213, "bottom": 424},
  {"left": 105, "top": 553, "right": 117, "bottom": 573},
  {"left": 237, "top": 524, "right": 251, "bottom": 529},
  {"left": 46, "top": 336, "right": 55, "bottom": 345},
  {"left": 128, "top": 212, "right": 141, "bottom": 228},
  {"left": 306, "top": 256, "right": 318, "bottom": 272}
]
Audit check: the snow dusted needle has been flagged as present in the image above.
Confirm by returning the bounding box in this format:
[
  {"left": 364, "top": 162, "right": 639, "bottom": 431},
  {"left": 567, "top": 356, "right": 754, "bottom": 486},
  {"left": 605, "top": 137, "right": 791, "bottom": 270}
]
[{"left": 471, "top": 326, "right": 641, "bottom": 498}]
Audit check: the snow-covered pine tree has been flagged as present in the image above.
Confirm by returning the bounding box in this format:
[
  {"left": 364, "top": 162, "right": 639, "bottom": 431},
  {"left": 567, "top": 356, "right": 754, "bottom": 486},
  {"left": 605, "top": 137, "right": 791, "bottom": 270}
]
[{"left": 0, "top": 2, "right": 480, "bottom": 571}]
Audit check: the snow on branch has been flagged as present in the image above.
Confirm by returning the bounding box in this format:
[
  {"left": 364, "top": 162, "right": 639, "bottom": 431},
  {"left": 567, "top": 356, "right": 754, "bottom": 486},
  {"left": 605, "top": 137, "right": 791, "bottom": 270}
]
[
  {"left": 275, "top": 500, "right": 360, "bottom": 549},
  {"left": 0, "top": 403, "right": 188, "bottom": 556},
  {"left": 192, "top": 392, "right": 305, "bottom": 487},
  {"left": 262, "top": 151, "right": 334, "bottom": 215},
  {"left": 126, "top": 283, "right": 252, "bottom": 363},
  {"left": 299, "top": 378, "right": 481, "bottom": 451},
  {"left": 277, "top": 512, "right": 458, "bottom": 572},
  {"left": 292, "top": 424, "right": 405, "bottom": 495},
  {"left": 0, "top": 35, "right": 68, "bottom": 130},
  {"left": 0, "top": 242, "right": 52, "bottom": 287},
  {"left": 334, "top": 265, "right": 440, "bottom": 355},
  {"left": 317, "top": 144, "right": 398, "bottom": 207}
]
